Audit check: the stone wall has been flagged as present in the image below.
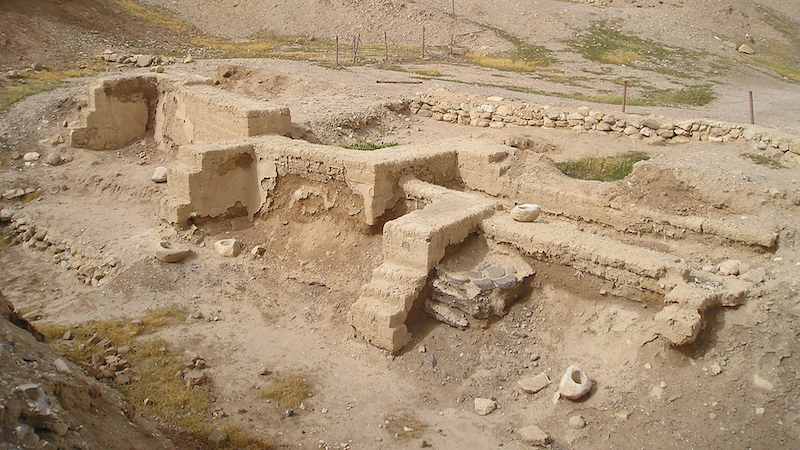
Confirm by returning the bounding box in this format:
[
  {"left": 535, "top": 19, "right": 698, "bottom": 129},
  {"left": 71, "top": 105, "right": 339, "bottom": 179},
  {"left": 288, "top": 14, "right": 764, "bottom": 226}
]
[
  {"left": 160, "top": 135, "right": 461, "bottom": 227},
  {"left": 410, "top": 91, "right": 800, "bottom": 166},
  {"left": 70, "top": 73, "right": 291, "bottom": 151}
]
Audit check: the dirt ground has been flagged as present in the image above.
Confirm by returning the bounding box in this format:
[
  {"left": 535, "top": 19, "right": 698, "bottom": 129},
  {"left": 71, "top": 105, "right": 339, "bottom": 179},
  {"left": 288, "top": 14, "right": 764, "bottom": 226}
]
[{"left": 1, "top": 55, "right": 800, "bottom": 450}]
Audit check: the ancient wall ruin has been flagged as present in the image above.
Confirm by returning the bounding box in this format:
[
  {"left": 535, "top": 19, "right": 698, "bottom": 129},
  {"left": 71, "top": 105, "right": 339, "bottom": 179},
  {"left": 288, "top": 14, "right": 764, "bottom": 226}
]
[{"left": 61, "top": 73, "right": 792, "bottom": 355}]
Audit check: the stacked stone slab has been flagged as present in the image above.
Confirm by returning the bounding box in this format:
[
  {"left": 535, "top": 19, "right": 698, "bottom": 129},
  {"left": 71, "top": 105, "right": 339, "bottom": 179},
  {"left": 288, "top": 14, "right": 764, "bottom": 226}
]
[
  {"left": 409, "top": 90, "right": 800, "bottom": 166},
  {"left": 348, "top": 179, "right": 498, "bottom": 353}
]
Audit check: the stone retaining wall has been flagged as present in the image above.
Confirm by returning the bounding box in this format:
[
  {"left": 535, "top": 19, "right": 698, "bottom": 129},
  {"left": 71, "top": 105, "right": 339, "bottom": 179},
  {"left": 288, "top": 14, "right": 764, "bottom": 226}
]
[
  {"left": 410, "top": 91, "right": 800, "bottom": 165},
  {"left": 5, "top": 213, "right": 121, "bottom": 288}
]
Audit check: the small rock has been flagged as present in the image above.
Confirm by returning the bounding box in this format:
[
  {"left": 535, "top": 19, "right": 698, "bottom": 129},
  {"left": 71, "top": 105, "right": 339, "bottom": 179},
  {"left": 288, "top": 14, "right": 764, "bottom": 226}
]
[
  {"left": 184, "top": 54, "right": 194, "bottom": 63},
  {"left": 568, "top": 415, "right": 586, "bottom": 430},
  {"left": 427, "top": 355, "right": 437, "bottom": 367},
  {"left": 32, "top": 62, "right": 44, "bottom": 71},
  {"left": 740, "top": 267, "right": 766, "bottom": 284},
  {"left": 738, "top": 44, "right": 754, "bottom": 55},
  {"left": 0, "top": 208, "right": 12, "bottom": 221},
  {"left": 518, "top": 425, "right": 549, "bottom": 446},
  {"left": 214, "top": 239, "right": 242, "bottom": 257},
  {"left": 251, "top": 245, "right": 267, "bottom": 258},
  {"left": 718, "top": 260, "right": 740, "bottom": 276},
  {"left": 559, "top": 365, "right": 592, "bottom": 400},
  {"left": 184, "top": 369, "right": 207, "bottom": 389},
  {"left": 136, "top": 54, "right": 154, "bottom": 67},
  {"left": 517, "top": 372, "right": 551, "bottom": 394},
  {"left": 62, "top": 330, "right": 73, "bottom": 340},
  {"left": 208, "top": 430, "right": 229, "bottom": 447},
  {"left": 259, "top": 365, "right": 272, "bottom": 376},
  {"left": 151, "top": 166, "right": 168, "bottom": 183},
  {"left": 154, "top": 240, "right": 192, "bottom": 263},
  {"left": 53, "top": 358, "right": 71, "bottom": 374},
  {"left": 44, "top": 153, "right": 62, "bottom": 166},
  {"left": 285, "top": 409, "right": 295, "bottom": 417},
  {"left": 753, "top": 374, "right": 774, "bottom": 391},
  {"left": 23, "top": 152, "right": 40, "bottom": 162},
  {"left": 510, "top": 204, "right": 541, "bottom": 222},
  {"left": 709, "top": 363, "right": 722, "bottom": 375},
  {"left": 474, "top": 398, "right": 496, "bottom": 416},
  {"left": 754, "top": 407, "right": 765, "bottom": 416}
]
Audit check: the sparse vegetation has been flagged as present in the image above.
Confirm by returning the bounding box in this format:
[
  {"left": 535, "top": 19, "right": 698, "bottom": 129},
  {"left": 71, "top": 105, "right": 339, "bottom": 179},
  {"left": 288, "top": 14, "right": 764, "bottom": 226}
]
[
  {"left": 464, "top": 25, "right": 553, "bottom": 72},
  {"left": 742, "top": 152, "right": 785, "bottom": 169},
  {"left": 38, "top": 309, "right": 274, "bottom": 450},
  {"left": 644, "top": 84, "right": 717, "bottom": 106},
  {"left": 344, "top": 140, "right": 400, "bottom": 151},
  {"left": 557, "top": 151, "right": 650, "bottom": 181},
  {"left": 1, "top": 61, "right": 106, "bottom": 111},
  {"left": 570, "top": 21, "right": 706, "bottom": 78},
  {"left": 262, "top": 373, "right": 311, "bottom": 408}
]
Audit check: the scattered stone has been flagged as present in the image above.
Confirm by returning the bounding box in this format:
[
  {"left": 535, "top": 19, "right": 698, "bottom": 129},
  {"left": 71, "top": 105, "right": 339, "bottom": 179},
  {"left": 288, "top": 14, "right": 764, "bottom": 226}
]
[
  {"left": 154, "top": 241, "right": 192, "bottom": 263},
  {"left": 136, "top": 55, "right": 154, "bottom": 67},
  {"left": 53, "top": 358, "right": 70, "bottom": 374},
  {"left": 517, "top": 425, "right": 549, "bottom": 446},
  {"left": 709, "top": 363, "right": 722, "bottom": 376},
  {"left": 44, "top": 153, "right": 62, "bottom": 166},
  {"left": 559, "top": 365, "right": 592, "bottom": 400},
  {"left": 738, "top": 44, "right": 754, "bottom": 55},
  {"left": 423, "top": 299, "right": 468, "bottom": 329},
  {"left": 474, "top": 398, "right": 496, "bottom": 416},
  {"left": 753, "top": 374, "right": 774, "bottom": 391},
  {"left": 740, "top": 267, "right": 766, "bottom": 284},
  {"left": 0, "top": 208, "right": 12, "bottom": 221},
  {"left": 151, "top": 166, "right": 168, "bottom": 183},
  {"left": 426, "top": 355, "right": 437, "bottom": 367},
  {"left": 50, "top": 134, "right": 64, "bottom": 146},
  {"left": 214, "top": 239, "right": 242, "bottom": 257},
  {"left": 510, "top": 204, "right": 541, "bottom": 222},
  {"left": 251, "top": 245, "right": 267, "bottom": 258},
  {"left": 184, "top": 369, "right": 207, "bottom": 389},
  {"left": 208, "top": 430, "right": 229, "bottom": 447},
  {"left": 285, "top": 409, "right": 295, "bottom": 417},
  {"left": 184, "top": 54, "right": 194, "bottom": 63},
  {"left": 754, "top": 407, "right": 765, "bottom": 416},
  {"left": 23, "top": 152, "right": 40, "bottom": 162},
  {"left": 718, "top": 259, "right": 740, "bottom": 276},
  {"left": 87, "top": 333, "right": 105, "bottom": 345},
  {"left": 568, "top": 415, "right": 586, "bottom": 430},
  {"left": 3, "top": 188, "right": 25, "bottom": 200},
  {"left": 62, "top": 330, "right": 73, "bottom": 340},
  {"left": 517, "top": 372, "right": 551, "bottom": 394},
  {"left": 32, "top": 62, "right": 44, "bottom": 71}
]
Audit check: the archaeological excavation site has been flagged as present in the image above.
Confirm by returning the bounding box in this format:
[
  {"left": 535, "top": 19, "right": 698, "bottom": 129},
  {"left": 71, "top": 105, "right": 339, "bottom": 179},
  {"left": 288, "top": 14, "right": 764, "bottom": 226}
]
[{"left": 2, "top": 1, "right": 800, "bottom": 448}]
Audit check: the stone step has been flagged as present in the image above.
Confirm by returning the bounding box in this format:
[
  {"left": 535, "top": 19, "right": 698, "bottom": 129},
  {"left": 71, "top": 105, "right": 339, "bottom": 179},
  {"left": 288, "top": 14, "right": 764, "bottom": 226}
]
[
  {"left": 349, "top": 299, "right": 408, "bottom": 328},
  {"left": 359, "top": 279, "right": 423, "bottom": 310},
  {"left": 371, "top": 262, "right": 429, "bottom": 286}
]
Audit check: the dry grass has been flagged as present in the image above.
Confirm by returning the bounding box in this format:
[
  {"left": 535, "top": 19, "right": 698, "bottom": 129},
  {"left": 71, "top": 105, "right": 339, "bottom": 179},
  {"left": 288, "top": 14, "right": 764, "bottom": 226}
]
[
  {"left": 557, "top": 151, "right": 650, "bottom": 182},
  {"left": 111, "top": 0, "right": 197, "bottom": 35},
  {"left": 37, "top": 308, "right": 275, "bottom": 449},
  {"left": 741, "top": 152, "right": 785, "bottom": 169},
  {"left": 262, "top": 373, "right": 311, "bottom": 408},
  {"left": 1, "top": 61, "right": 106, "bottom": 111}
]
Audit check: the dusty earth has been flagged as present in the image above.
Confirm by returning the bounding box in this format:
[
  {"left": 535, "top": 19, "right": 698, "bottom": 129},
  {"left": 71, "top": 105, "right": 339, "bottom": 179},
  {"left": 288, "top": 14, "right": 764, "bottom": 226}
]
[{"left": 2, "top": 1, "right": 800, "bottom": 450}]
